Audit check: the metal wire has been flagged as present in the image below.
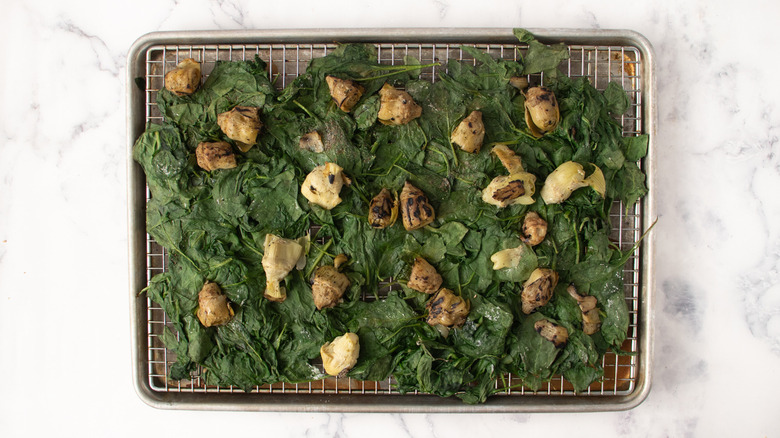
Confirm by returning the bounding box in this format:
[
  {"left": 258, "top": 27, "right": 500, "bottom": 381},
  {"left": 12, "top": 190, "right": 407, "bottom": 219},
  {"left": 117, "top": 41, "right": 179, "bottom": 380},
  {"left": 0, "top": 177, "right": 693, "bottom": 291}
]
[{"left": 143, "top": 41, "right": 644, "bottom": 397}]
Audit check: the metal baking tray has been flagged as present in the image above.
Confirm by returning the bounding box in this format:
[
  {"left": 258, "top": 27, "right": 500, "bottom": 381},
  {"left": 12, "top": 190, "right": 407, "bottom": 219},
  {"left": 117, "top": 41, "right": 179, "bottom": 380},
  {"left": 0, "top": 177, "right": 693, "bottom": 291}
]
[{"left": 126, "top": 28, "right": 656, "bottom": 412}]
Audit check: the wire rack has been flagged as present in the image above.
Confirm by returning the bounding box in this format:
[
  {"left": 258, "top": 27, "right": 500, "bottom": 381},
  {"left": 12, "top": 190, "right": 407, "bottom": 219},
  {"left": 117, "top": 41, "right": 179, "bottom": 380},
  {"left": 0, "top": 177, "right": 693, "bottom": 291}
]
[{"left": 142, "top": 41, "right": 644, "bottom": 398}]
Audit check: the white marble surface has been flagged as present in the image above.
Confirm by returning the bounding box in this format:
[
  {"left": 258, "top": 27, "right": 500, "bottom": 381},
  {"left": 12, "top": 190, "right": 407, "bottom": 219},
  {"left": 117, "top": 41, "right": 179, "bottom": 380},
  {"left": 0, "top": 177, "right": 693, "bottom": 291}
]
[{"left": 1, "top": 0, "right": 779, "bottom": 436}]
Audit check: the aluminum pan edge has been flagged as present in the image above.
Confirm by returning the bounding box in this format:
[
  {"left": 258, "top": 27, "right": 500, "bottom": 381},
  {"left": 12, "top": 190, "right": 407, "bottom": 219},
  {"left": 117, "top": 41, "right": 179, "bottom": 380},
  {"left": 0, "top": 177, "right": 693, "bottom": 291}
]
[{"left": 126, "top": 28, "right": 655, "bottom": 412}]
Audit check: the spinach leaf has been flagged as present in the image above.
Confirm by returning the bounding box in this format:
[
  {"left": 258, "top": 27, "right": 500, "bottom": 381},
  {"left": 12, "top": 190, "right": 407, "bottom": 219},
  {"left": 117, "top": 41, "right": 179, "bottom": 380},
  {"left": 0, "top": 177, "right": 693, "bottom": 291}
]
[
  {"left": 623, "top": 134, "right": 649, "bottom": 162},
  {"left": 157, "top": 57, "right": 275, "bottom": 150},
  {"left": 603, "top": 81, "right": 631, "bottom": 115},
  {"left": 132, "top": 124, "right": 194, "bottom": 203},
  {"left": 514, "top": 28, "right": 570, "bottom": 75},
  {"left": 509, "top": 313, "right": 562, "bottom": 389},
  {"left": 451, "top": 294, "right": 513, "bottom": 358}
]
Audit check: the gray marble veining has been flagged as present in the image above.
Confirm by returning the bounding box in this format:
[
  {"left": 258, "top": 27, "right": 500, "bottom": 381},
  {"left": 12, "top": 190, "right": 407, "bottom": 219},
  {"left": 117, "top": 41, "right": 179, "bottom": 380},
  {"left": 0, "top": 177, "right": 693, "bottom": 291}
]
[{"left": 1, "top": 0, "right": 779, "bottom": 437}]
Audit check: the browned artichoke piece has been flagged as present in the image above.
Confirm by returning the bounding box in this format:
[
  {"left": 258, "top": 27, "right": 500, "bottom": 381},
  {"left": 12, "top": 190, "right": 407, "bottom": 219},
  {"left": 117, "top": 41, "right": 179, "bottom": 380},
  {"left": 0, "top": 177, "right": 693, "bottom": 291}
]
[
  {"left": 299, "top": 131, "right": 324, "bottom": 152},
  {"left": 196, "top": 281, "right": 234, "bottom": 327},
  {"left": 521, "top": 212, "right": 548, "bottom": 246},
  {"left": 482, "top": 175, "right": 537, "bottom": 208},
  {"left": 312, "top": 265, "right": 351, "bottom": 310},
  {"left": 509, "top": 76, "right": 529, "bottom": 90},
  {"left": 325, "top": 76, "right": 365, "bottom": 112},
  {"left": 520, "top": 268, "right": 559, "bottom": 314},
  {"left": 425, "top": 288, "right": 470, "bottom": 328},
  {"left": 407, "top": 257, "right": 443, "bottom": 294},
  {"left": 368, "top": 188, "right": 399, "bottom": 229},
  {"left": 492, "top": 179, "right": 526, "bottom": 203},
  {"left": 491, "top": 144, "right": 525, "bottom": 174},
  {"left": 400, "top": 182, "right": 435, "bottom": 231},
  {"left": 534, "top": 319, "right": 569, "bottom": 348},
  {"left": 450, "top": 110, "right": 485, "bottom": 153},
  {"left": 301, "top": 162, "right": 349, "bottom": 210},
  {"left": 164, "top": 58, "right": 201, "bottom": 96},
  {"left": 195, "top": 141, "right": 237, "bottom": 171},
  {"left": 524, "top": 86, "right": 560, "bottom": 137},
  {"left": 333, "top": 253, "right": 348, "bottom": 269},
  {"left": 377, "top": 83, "right": 422, "bottom": 125},
  {"left": 567, "top": 285, "right": 601, "bottom": 335},
  {"left": 217, "top": 106, "right": 262, "bottom": 151}
]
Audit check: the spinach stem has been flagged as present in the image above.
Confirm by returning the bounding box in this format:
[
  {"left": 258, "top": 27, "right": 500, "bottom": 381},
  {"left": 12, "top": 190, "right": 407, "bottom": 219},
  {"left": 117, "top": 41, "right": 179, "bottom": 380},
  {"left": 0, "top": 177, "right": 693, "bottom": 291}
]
[
  {"left": 365, "top": 154, "right": 403, "bottom": 177},
  {"left": 429, "top": 146, "right": 451, "bottom": 176},
  {"left": 614, "top": 217, "right": 658, "bottom": 267},
  {"left": 381, "top": 321, "right": 423, "bottom": 343},
  {"left": 573, "top": 220, "right": 581, "bottom": 264},
  {"left": 242, "top": 239, "right": 264, "bottom": 258},
  {"left": 157, "top": 225, "right": 199, "bottom": 270},
  {"left": 466, "top": 210, "right": 484, "bottom": 228},
  {"left": 306, "top": 239, "right": 335, "bottom": 278},
  {"left": 487, "top": 140, "right": 519, "bottom": 147},
  {"left": 369, "top": 140, "right": 381, "bottom": 155},
  {"left": 353, "top": 62, "right": 440, "bottom": 82},
  {"left": 444, "top": 118, "right": 460, "bottom": 167},
  {"left": 393, "top": 163, "right": 413, "bottom": 176},
  {"left": 274, "top": 322, "right": 288, "bottom": 350},
  {"left": 210, "top": 257, "right": 234, "bottom": 270},
  {"left": 550, "top": 239, "right": 559, "bottom": 271},
  {"left": 222, "top": 278, "right": 247, "bottom": 288},
  {"left": 292, "top": 99, "right": 316, "bottom": 119},
  {"left": 460, "top": 271, "right": 477, "bottom": 289},
  {"left": 367, "top": 62, "right": 439, "bottom": 72},
  {"left": 512, "top": 127, "right": 539, "bottom": 140},
  {"left": 347, "top": 179, "right": 371, "bottom": 205}
]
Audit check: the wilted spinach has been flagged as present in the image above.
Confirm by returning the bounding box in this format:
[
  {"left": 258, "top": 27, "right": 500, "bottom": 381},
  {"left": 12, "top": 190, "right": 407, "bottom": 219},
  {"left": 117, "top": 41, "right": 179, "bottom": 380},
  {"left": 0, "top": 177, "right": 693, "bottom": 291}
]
[{"left": 133, "top": 28, "right": 649, "bottom": 404}]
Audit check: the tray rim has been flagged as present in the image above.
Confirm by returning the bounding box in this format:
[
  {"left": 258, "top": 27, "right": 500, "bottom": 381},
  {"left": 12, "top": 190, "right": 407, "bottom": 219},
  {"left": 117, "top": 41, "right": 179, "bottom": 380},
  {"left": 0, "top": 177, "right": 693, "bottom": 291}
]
[{"left": 126, "top": 27, "right": 656, "bottom": 413}]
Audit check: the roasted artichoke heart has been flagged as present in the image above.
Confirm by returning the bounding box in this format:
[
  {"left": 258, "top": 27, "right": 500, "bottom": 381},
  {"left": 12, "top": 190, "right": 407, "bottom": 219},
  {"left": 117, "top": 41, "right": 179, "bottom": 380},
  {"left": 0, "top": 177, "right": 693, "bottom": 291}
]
[
  {"left": 524, "top": 86, "right": 560, "bottom": 137},
  {"left": 164, "top": 58, "right": 201, "bottom": 96},
  {"left": 217, "top": 106, "right": 262, "bottom": 152},
  {"left": 262, "top": 234, "right": 308, "bottom": 302},
  {"left": 299, "top": 131, "right": 324, "bottom": 152},
  {"left": 368, "top": 188, "right": 399, "bottom": 229},
  {"left": 450, "top": 110, "right": 485, "bottom": 153},
  {"left": 567, "top": 285, "right": 601, "bottom": 335},
  {"left": 321, "top": 333, "right": 360, "bottom": 376},
  {"left": 426, "top": 288, "right": 470, "bottom": 328},
  {"left": 540, "top": 161, "right": 605, "bottom": 204},
  {"left": 407, "top": 257, "right": 443, "bottom": 294},
  {"left": 377, "top": 83, "right": 422, "bottom": 125},
  {"left": 196, "top": 281, "right": 234, "bottom": 327},
  {"left": 534, "top": 319, "right": 569, "bottom": 348},
  {"left": 400, "top": 181, "right": 435, "bottom": 231},
  {"left": 521, "top": 212, "right": 547, "bottom": 246},
  {"left": 520, "top": 268, "right": 558, "bottom": 314},
  {"left": 312, "top": 262, "right": 350, "bottom": 310},
  {"left": 325, "top": 76, "right": 365, "bottom": 112},
  {"left": 482, "top": 144, "right": 536, "bottom": 208},
  {"left": 490, "top": 243, "right": 531, "bottom": 270},
  {"left": 195, "top": 141, "right": 237, "bottom": 171},
  {"left": 482, "top": 174, "right": 536, "bottom": 208},
  {"left": 301, "top": 162, "right": 350, "bottom": 210}
]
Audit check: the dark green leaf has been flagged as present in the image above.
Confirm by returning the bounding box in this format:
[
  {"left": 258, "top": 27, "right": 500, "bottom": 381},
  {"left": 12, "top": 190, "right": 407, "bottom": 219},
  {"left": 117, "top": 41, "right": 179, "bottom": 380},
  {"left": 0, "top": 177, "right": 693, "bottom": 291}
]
[
  {"left": 603, "top": 81, "right": 631, "bottom": 115},
  {"left": 623, "top": 134, "right": 649, "bottom": 162}
]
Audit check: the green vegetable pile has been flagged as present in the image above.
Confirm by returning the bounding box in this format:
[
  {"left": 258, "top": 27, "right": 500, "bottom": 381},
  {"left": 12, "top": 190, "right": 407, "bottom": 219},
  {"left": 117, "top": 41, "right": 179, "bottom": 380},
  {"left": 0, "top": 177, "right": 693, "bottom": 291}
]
[{"left": 133, "top": 29, "right": 648, "bottom": 404}]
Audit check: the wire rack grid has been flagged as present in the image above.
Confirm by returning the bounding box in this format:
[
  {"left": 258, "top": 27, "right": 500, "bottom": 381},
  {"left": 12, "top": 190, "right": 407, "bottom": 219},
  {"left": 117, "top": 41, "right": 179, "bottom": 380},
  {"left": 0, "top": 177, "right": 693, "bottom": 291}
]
[{"left": 142, "top": 40, "right": 644, "bottom": 398}]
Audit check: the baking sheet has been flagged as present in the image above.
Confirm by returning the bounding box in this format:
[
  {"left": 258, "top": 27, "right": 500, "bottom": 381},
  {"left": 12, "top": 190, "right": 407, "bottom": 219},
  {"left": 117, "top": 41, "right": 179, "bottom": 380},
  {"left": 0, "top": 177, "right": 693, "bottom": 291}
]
[{"left": 127, "top": 28, "right": 655, "bottom": 412}]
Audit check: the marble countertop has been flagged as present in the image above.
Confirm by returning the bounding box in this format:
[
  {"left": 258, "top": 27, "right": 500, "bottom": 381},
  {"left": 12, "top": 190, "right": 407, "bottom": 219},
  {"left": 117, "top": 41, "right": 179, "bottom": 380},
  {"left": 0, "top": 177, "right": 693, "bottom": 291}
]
[{"left": 1, "top": 0, "right": 779, "bottom": 436}]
